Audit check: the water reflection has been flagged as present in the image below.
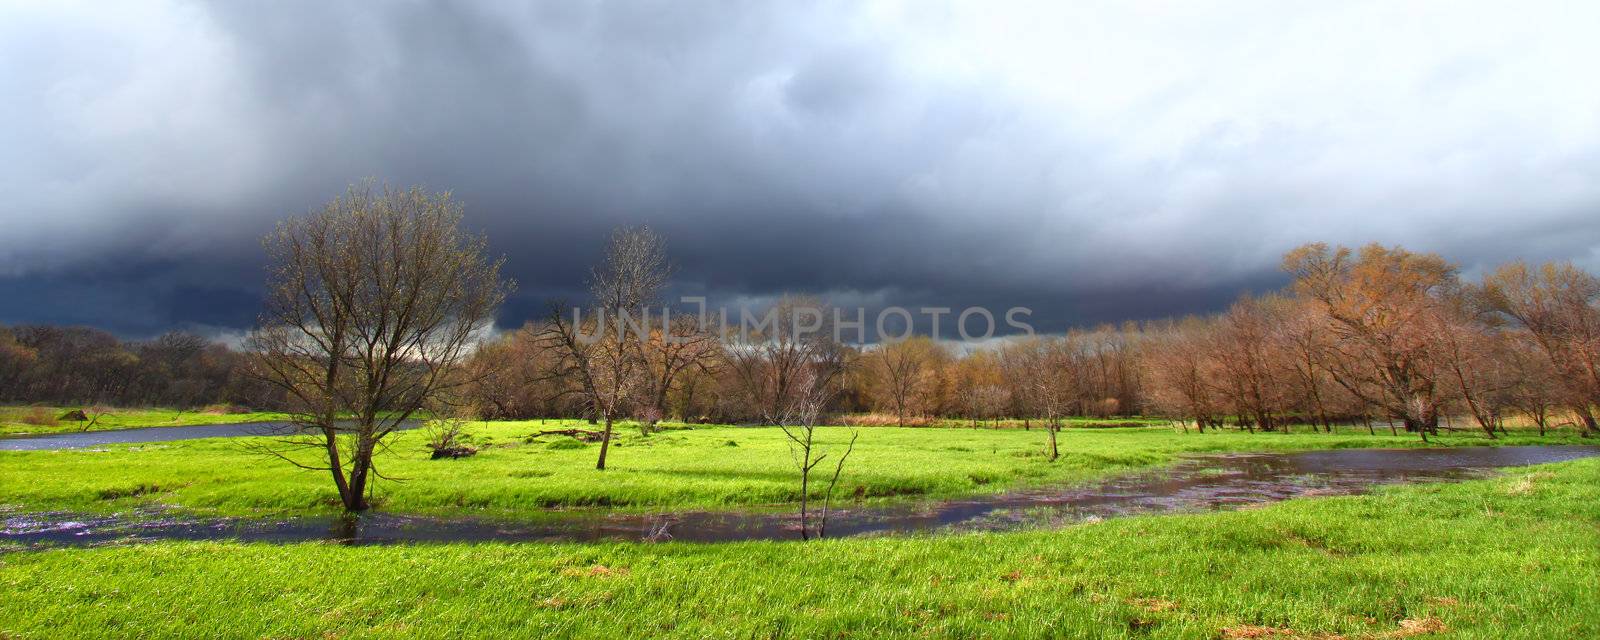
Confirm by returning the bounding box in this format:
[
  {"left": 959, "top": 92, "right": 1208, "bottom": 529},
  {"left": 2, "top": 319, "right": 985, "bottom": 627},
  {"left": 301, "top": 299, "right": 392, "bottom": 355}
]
[{"left": 3, "top": 445, "right": 1595, "bottom": 549}]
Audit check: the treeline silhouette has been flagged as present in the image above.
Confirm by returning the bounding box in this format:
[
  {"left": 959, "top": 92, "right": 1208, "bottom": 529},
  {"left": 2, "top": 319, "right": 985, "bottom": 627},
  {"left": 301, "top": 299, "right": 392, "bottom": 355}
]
[{"left": 0, "top": 326, "right": 280, "bottom": 409}]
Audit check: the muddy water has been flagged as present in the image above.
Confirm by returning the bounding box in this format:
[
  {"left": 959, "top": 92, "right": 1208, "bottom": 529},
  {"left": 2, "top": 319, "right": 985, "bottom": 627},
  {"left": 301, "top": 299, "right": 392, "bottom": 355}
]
[
  {"left": 0, "top": 421, "right": 420, "bottom": 450},
  {"left": 3, "top": 445, "right": 1595, "bottom": 548}
]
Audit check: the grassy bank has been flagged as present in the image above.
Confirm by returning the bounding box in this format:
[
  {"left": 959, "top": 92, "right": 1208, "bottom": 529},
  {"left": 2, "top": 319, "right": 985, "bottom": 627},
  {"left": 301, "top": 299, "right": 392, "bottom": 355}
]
[
  {"left": 2, "top": 456, "right": 1595, "bottom": 638},
  {"left": 0, "top": 406, "right": 290, "bottom": 435},
  {"left": 0, "top": 421, "right": 1584, "bottom": 517}
]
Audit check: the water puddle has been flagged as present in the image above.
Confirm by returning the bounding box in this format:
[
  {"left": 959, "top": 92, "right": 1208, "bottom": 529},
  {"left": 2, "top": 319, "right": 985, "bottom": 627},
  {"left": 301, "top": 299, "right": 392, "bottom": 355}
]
[{"left": 3, "top": 445, "right": 1595, "bottom": 548}]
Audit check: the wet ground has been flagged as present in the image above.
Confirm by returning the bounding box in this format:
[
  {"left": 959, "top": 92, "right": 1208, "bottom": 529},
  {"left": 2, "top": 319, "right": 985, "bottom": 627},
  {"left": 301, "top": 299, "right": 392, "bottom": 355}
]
[
  {"left": 4, "top": 445, "right": 1595, "bottom": 548},
  {"left": 0, "top": 421, "right": 419, "bottom": 451}
]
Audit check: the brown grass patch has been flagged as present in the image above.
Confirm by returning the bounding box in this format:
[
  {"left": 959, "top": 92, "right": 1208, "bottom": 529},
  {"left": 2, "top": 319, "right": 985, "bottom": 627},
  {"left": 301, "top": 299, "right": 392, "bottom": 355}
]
[
  {"left": 1393, "top": 617, "right": 1447, "bottom": 637},
  {"left": 1220, "top": 625, "right": 1299, "bottom": 639},
  {"left": 1127, "top": 597, "right": 1179, "bottom": 613},
  {"left": 18, "top": 407, "right": 58, "bottom": 426},
  {"left": 840, "top": 413, "right": 933, "bottom": 427}
]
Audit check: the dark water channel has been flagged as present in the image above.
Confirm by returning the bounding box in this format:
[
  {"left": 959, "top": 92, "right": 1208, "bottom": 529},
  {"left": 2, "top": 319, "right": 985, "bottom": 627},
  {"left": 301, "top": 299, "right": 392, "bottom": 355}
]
[
  {"left": 0, "top": 421, "right": 419, "bottom": 450},
  {"left": 4, "top": 445, "right": 1595, "bottom": 549}
]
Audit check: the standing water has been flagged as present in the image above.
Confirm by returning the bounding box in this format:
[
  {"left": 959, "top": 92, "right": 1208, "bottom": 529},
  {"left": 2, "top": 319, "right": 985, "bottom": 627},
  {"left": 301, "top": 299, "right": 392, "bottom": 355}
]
[
  {"left": 4, "top": 445, "right": 1595, "bottom": 548},
  {"left": 0, "top": 421, "right": 421, "bottom": 450}
]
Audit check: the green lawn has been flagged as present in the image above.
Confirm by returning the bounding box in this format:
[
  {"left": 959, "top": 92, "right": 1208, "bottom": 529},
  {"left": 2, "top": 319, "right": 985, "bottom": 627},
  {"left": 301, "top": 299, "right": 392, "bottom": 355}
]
[
  {"left": 0, "top": 420, "right": 1585, "bottom": 518},
  {"left": 2, "top": 454, "right": 1595, "bottom": 638},
  {"left": 0, "top": 406, "right": 291, "bottom": 435}
]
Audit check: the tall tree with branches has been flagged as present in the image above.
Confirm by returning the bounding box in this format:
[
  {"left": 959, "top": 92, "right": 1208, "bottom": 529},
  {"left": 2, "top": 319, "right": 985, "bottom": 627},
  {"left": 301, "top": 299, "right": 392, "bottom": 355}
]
[
  {"left": 247, "top": 182, "right": 509, "bottom": 512},
  {"left": 541, "top": 226, "right": 671, "bottom": 469},
  {"left": 1283, "top": 243, "right": 1456, "bottom": 440}
]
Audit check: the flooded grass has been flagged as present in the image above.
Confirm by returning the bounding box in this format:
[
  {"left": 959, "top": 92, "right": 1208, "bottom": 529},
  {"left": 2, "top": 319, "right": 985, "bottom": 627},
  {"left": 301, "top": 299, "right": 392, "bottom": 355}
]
[
  {"left": 1, "top": 422, "right": 1589, "bottom": 520},
  {"left": 4, "top": 445, "right": 1594, "bottom": 547},
  {"left": 2, "top": 457, "right": 1596, "bottom": 638}
]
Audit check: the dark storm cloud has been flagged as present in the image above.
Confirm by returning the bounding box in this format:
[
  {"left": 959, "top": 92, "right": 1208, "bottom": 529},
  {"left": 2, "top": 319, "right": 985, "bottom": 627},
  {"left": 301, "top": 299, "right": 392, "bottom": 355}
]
[{"left": 2, "top": 1, "right": 1599, "bottom": 337}]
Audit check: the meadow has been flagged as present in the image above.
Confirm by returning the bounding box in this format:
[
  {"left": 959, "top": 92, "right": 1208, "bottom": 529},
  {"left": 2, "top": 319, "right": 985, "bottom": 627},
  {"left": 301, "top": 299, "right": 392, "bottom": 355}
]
[
  {"left": 1, "top": 453, "right": 1595, "bottom": 638},
  {"left": 0, "top": 420, "right": 1585, "bottom": 518}
]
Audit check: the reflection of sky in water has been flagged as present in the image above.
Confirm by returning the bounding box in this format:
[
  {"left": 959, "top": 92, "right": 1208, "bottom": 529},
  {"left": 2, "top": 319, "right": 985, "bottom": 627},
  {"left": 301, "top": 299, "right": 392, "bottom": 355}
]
[{"left": 4, "top": 445, "right": 1597, "bottom": 549}]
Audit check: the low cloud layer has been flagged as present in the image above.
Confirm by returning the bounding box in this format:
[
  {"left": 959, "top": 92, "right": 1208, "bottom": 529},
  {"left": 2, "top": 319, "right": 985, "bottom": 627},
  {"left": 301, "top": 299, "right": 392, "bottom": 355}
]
[{"left": 2, "top": 1, "right": 1598, "bottom": 337}]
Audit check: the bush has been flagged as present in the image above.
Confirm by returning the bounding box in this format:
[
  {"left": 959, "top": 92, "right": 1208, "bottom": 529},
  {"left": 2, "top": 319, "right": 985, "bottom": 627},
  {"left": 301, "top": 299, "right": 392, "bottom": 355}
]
[{"left": 425, "top": 418, "right": 477, "bottom": 459}]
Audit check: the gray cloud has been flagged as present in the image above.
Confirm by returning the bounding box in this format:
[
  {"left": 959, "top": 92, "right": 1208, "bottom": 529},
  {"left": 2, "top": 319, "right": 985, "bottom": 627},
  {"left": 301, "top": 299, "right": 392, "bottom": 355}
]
[{"left": 2, "top": 1, "right": 1598, "bottom": 337}]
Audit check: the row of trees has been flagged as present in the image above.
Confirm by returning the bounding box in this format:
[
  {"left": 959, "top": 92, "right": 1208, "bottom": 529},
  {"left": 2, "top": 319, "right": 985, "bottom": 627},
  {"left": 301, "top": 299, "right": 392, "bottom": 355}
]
[
  {"left": 0, "top": 325, "right": 278, "bottom": 409},
  {"left": 1144, "top": 245, "right": 1600, "bottom": 440},
  {"left": 462, "top": 318, "right": 1144, "bottom": 430},
  {"left": 5, "top": 241, "right": 1594, "bottom": 448},
  {"left": 457, "top": 244, "right": 1599, "bottom": 445}
]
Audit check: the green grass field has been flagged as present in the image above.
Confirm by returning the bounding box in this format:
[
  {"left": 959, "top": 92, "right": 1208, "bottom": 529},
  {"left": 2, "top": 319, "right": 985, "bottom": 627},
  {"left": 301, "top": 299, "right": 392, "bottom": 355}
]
[
  {"left": 0, "top": 420, "right": 1585, "bottom": 518},
  {"left": 2, "top": 453, "right": 1595, "bottom": 638},
  {"left": 0, "top": 406, "right": 290, "bottom": 435}
]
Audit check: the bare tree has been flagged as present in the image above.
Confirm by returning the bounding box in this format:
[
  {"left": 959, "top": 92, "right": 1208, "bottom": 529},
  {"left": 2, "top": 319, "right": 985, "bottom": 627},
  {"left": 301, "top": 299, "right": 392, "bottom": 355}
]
[
  {"left": 953, "top": 349, "right": 1006, "bottom": 428},
  {"left": 770, "top": 338, "right": 856, "bottom": 540},
  {"left": 1284, "top": 243, "right": 1455, "bottom": 440},
  {"left": 725, "top": 296, "right": 842, "bottom": 424},
  {"left": 541, "top": 226, "right": 670, "bottom": 469},
  {"left": 1206, "top": 296, "right": 1292, "bottom": 432},
  {"left": 638, "top": 312, "right": 722, "bottom": 433},
  {"left": 1268, "top": 296, "right": 1339, "bottom": 432},
  {"left": 1143, "top": 317, "right": 1224, "bottom": 432},
  {"left": 246, "top": 182, "right": 509, "bottom": 512},
  {"left": 1479, "top": 261, "right": 1600, "bottom": 436},
  {"left": 866, "top": 336, "right": 946, "bottom": 427},
  {"left": 1435, "top": 300, "right": 1514, "bottom": 438},
  {"left": 998, "top": 338, "right": 1073, "bottom": 460}
]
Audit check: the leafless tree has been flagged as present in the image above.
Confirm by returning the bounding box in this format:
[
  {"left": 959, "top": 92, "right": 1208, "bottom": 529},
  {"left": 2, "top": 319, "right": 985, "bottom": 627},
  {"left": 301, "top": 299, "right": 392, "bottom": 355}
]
[
  {"left": 1284, "top": 243, "right": 1455, "bottom": 440},
  {"left": 769, "top": 339, "right": 856, "bottom": 540},
  {"left": 246, "top": 181, "right": 509, "bottom": 511},
  {"left": 1479, "top": 260, "right": 1600, "bottom": 436},
  {"left": 540, "top": 226, "right": 670, "bottom": 469},
  {"left": 1207, "top": 296, "right": 1295, "bottom": 432},
  {"left": 725, "top": 296, "right": 844, "bottom": 424},
  {"left": 1143, "top": 317, "right": 1224, "bottom": 432},
  {"left": 866, "top": 336, "right": 946, "bottom": 427},
  {"left": 998, "top": 337, "right": 1072, "bottom": 460},
  {"left": 638, "top": 312, "right": 722, "bottom": 433}
]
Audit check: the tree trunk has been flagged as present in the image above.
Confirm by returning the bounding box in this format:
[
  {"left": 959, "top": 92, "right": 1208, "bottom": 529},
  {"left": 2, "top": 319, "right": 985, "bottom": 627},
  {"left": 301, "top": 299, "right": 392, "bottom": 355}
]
[
  {"left": 1046, "top": 422, "right": 1059, "bottom": 461},
  {"left": 1577, "top": 407, "right": 1599, "bottom": 437},
  {"left": 323, "top": 429, "right": 356, "bottom": 511},
  {"left": 342, "top": 436, "right": 374, "bottom": 512},
  {"left": 798, "top": 443, "right": 812, "bottom": 540},
  {"left": 595, "top": 416, "right": 614, "bottom": 470}
]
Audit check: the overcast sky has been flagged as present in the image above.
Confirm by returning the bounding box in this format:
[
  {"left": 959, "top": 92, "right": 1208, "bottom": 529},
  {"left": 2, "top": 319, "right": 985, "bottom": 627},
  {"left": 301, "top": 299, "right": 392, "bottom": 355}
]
[{"left": 2, "top": 0, "right": 1598, "bottom": 338}]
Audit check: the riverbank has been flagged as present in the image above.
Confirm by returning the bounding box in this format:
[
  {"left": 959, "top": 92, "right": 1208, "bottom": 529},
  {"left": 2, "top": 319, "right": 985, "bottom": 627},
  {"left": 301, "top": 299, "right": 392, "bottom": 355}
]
[
  {"left": 0, "top": 406, "right": 290, "bottom": 435},
  {"left": 3, "top": 456, "right": 1595, "bottom": 638}
]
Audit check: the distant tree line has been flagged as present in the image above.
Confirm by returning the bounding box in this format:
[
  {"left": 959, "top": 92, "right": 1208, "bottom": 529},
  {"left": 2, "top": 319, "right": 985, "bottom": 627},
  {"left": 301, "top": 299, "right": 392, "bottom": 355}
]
[
  {"left": 2, "top": 241, "right": 1596, "bottom": 444},
  {"left": 0, "top": 325, "right": 281, "bottom": 409},
  {"left": 456, "top": 243, "right": 1599, "bottom": 442}
]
